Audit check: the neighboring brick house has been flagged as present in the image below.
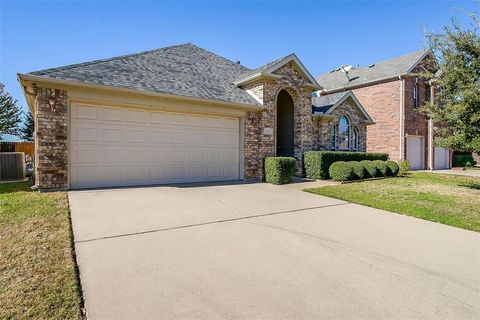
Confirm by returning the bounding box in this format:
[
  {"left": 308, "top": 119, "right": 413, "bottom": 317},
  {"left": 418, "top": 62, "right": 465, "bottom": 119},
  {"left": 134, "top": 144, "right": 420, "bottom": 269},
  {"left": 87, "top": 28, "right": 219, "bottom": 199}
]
[
  {"left": 18, "top": 43, "right": 372, "bottom": 190},
  {"left": 316, "top": 50, "right": 451, "bottom": 170}
]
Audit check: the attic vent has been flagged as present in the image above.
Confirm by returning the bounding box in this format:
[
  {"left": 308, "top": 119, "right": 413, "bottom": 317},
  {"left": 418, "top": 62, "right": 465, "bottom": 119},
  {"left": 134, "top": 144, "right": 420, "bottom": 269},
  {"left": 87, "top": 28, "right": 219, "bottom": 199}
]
[{"left": 368, "top": 64, "right": 375, "bottom": 68}]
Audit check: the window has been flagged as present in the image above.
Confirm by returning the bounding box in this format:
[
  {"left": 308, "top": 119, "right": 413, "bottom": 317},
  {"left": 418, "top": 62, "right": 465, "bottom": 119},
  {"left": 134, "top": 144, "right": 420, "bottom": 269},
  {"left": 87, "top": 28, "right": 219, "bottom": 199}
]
[
  {"left": 330, "top": 125, "right": 337, "bottom": 150},
  {"left": 353, "top": 127, "right": 359, "bottom": 151},
  {"left": 338, "top": 116, "right": 350, "bottom": 150},
  {"left": 413, "top": 78, "right": 419, "bottom": 109},
  {"left": 425, "top": 83, "right": 431, "bottom": 103},
  {"left": 439, "top": 87, "right": 445, "bottom": 108}
]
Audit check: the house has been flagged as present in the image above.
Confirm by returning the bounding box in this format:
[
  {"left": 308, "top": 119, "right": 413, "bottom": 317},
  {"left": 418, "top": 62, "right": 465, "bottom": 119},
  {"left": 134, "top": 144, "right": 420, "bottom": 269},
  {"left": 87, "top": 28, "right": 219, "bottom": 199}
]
[
  {"left": 316, "top": 50, "right": 451, "bottom": 170},
  {"left": 18, "top": 43, "right": 372, "bottom": 190}
]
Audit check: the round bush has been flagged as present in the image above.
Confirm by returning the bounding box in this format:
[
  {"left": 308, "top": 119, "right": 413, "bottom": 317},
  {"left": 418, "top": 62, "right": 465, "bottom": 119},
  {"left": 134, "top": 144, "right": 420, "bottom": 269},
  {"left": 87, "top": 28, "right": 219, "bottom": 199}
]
[
  {"left": 360, "top": 160, "right": 379, "bottom": 178},
  {"left": 373, "top": 160, "right": 388, "bottom": 176},
  {"left": 329, "top": 161, "right": 354, "bottom": 181},
  {"left": 350, "top": 161, "right": 366, "bottom": 179},
  {"left": 386, "top": 160, "right": 399, "bottom": 176}
]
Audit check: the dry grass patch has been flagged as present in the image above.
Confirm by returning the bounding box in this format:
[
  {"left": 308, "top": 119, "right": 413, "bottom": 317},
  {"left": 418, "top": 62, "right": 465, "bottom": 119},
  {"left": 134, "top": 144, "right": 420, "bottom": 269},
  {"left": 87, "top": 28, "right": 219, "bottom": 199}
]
[
  {"left": 0, "top": 181, "right": 83, "bottom": 319},
  {"left": 305, "top": 172, "right": 480, "bottom": 232}
]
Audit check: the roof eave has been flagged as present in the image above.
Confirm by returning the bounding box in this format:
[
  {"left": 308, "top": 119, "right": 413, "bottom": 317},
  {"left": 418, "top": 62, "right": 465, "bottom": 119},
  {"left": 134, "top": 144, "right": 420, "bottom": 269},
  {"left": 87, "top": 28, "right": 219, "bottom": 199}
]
[
  {"left": 233, "top": 72, "right": 282, "bottom": 86},
  {"left": 18, "top": 73, "right": 264, "bottom": 112}
]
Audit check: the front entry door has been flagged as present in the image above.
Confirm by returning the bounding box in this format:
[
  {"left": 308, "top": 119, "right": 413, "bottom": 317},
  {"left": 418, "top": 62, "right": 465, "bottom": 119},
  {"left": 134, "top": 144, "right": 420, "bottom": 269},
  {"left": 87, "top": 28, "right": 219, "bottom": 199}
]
[{"left": 276, "top": 90, "right": 294, "bottom": 157}]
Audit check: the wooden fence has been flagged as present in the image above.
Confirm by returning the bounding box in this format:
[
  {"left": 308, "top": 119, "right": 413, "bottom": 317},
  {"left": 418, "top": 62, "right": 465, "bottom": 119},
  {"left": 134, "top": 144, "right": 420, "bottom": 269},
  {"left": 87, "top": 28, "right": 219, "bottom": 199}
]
[
  {"left": 0, "top": 152, "right": 25, "bottom": 181},
  {"left": 0, "top": 142, "right": 34, "bottom": 159}
]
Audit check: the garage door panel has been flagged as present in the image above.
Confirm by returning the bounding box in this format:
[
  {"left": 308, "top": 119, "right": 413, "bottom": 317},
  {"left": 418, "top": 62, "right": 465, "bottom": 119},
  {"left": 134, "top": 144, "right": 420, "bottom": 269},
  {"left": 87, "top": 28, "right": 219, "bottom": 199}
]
[
  {"left": 149, "top": 131, "right": 169, "bottom": 144},
  {"left": 125, "top": 129, "right": 147, "bottom": 143},
  {"left": 407, "top": 136, "right": 424, "bottom": 170},
  {"left": 100, "top": 166, "right": 125, "bottom": 184},
  {"left": 125, "top": 166, "right": 147, "bottom": 181},
  {"left": 74, "top": 148, "right": 98, "bottom": 164},
  {"left": 74, "top": 126, "right": 98, "bottom": 143},
  {"left": 102, "top": 108, "right": 123, "bottom": 122},
  {"left": 70, "top": 104, "right": 239, "bottom": 189},
  {"left": 101, "top": 149, "right": 124, "bottom": 164},
  {"left": 101, "top": 128, "right": 123, "bottom": 142},
  {"left": 435, "top": 147, "right": 450, "bottom": 169},
  {"left": 75, "top": 104, "right": 98, "bottom": 120}
]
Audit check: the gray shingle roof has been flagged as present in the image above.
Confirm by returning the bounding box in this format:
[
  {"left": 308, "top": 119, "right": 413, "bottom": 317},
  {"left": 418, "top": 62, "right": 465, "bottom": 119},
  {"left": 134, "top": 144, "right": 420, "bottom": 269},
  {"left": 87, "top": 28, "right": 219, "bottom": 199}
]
[
  {"left": 28, "top": 43, "right": 260, "bottom": 106},
  {"left": 312, "top": 91, "right": 350, "bottom": 113},
  {"left": 235, "top": 54, "right": 290, "bottom": 82},
  {"left": 316, "top": 49, "right": 429, "bottom": 91}
]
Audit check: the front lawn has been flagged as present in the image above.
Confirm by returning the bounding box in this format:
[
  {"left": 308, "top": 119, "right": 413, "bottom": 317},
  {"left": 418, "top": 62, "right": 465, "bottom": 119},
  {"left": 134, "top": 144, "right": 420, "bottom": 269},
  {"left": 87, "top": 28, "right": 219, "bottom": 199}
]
[
  {"left": 305, "top": 172, "right": 480, "bottom": 232},
  {"left": 0, "top": 181, "right": 83, "bottom": 319}
]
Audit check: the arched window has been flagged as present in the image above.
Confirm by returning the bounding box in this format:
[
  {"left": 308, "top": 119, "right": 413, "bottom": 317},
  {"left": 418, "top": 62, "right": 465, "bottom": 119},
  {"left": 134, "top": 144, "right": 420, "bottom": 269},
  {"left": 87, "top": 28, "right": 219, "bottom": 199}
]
[
  {"left": 330, "top": 125, "right": 337, "bottom": 150},
  {"left": 353, "top": 127, "right": 359, "bottom": 151},
  {"left": 338, "top": 116, "right": 350, "bottom": 150}
]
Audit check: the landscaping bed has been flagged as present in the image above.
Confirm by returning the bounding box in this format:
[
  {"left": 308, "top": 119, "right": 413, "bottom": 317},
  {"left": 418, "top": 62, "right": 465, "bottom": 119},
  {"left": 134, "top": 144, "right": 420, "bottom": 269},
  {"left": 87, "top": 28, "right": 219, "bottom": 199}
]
[
  {"left": 305, "top": 172, "right": 480, "bottom": 232},
  {"left": 0, "top": 182, "right": 83, "bottom": 319}
]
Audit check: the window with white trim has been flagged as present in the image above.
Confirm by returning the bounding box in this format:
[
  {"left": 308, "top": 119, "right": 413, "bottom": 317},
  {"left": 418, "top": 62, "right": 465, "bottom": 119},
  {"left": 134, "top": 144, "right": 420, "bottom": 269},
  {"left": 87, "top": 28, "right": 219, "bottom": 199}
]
[
  {"left": 330, "top": 125, "right": 337, "bottom": 150},
  {"left": 413, "top": 78, "right": 419, "bottom": 109},
  {"left": 353, "top": 127, "right": 359, "bottom": 151}
]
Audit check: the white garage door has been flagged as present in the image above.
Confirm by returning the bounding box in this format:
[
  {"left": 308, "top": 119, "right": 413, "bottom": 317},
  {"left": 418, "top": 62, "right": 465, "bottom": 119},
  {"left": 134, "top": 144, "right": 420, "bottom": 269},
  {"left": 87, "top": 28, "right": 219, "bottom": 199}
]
[
  {"left": 434, "top": 147, "right": 450, "bottom": 169},
  {"left": 406, "top": 136, "right": 424, "bottom": 170},
  {"left": 70, "top": 103, "right": 240, "bottom": 189}
]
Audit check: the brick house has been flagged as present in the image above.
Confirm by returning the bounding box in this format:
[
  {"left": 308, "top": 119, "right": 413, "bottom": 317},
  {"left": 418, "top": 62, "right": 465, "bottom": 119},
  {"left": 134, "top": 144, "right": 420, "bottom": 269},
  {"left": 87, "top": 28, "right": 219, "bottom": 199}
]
[
  {"left": 18, "top": 43, "right": 372, "bottom": 190},
  {"left": 317, "top": 50, "right": 451, "bottom": 170}
]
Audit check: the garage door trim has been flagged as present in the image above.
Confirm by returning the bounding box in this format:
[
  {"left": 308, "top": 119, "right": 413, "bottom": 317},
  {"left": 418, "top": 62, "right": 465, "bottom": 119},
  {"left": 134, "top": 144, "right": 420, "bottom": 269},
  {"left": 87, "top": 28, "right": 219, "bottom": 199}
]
[{"left": 68, "top": 102, "right": 244, "bottom": 189}]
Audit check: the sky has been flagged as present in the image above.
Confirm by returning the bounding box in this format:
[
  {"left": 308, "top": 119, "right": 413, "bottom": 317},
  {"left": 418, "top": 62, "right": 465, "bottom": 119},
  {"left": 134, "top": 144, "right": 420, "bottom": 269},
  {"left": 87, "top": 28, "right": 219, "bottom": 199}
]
[{"left": 0, "top": 0, "right": 478, "bottom": 141}]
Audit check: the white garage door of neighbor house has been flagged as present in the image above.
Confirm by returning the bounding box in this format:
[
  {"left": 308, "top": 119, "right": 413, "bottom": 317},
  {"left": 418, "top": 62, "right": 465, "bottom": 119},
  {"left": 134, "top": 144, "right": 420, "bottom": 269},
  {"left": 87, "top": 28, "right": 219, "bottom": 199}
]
[
  {"left": 406, "top": 136, "right": 424, "bottom": 170},
  {"left": 434, "top": 147, "right": 450, "bottom": 169},
  {"left": 70, "top": 103, "right": 240, "bottom": 189}
]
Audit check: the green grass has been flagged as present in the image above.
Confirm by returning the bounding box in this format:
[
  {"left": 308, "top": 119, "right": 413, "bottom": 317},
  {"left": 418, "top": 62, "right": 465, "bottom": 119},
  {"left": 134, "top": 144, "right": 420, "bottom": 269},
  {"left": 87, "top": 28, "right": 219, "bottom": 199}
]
[
  {"left": 305, "top": 172, "right": 480, "bottom": 232},
  {"left": 0, "top": 181, "right": 84, "bottom": 319}
]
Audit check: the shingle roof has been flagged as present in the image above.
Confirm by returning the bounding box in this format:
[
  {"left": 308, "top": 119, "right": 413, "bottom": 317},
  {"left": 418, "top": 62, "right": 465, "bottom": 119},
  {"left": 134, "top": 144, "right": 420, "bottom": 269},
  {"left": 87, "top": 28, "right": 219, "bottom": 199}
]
[
  {"left": 235, "top": 54, "right": 290, "bottom": 82},
  {"left": 28, "top": 43, "right": 260, "bottom": 106},
  {"left": 312, "top": 91, "right": 350, "bottom": 113},
  {"left": 316, "top": 49, "right": 429, "bottom": 91}
]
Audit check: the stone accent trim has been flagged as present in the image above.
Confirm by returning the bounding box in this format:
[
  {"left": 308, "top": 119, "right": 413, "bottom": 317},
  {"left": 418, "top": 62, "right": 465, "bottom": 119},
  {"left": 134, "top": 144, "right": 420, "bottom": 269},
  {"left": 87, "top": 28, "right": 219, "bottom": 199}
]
[{"left": 34, "top": 87, "right": 68, "bottom": 190}]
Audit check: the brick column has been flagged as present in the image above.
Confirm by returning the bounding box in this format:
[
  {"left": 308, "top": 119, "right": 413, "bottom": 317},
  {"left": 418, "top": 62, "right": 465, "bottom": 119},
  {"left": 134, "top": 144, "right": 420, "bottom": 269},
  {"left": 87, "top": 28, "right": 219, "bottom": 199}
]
[{"left": 35, "top": 87, "right": 68, "bottom": 191}]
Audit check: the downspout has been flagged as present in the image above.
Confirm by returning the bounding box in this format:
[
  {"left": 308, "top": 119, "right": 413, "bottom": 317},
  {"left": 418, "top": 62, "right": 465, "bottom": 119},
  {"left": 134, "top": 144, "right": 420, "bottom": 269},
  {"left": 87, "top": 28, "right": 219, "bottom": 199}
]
[
  {"left": 428, "top": 81, "right": 434, "bottom": 170},
  {"left": 399, "top": 76, "right": 405, "bottom": 160}
]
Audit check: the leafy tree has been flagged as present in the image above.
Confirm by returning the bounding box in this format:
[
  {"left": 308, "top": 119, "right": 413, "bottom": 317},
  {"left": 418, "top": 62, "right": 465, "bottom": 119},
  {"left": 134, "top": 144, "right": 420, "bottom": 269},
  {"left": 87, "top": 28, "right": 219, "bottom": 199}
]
[
  {"left": 0, "top": 83, "right": 22, "bottom": 140},
  {"left": 20, "top": 110, "right": 34, "bottom": 141},
  {"left": 422, "top": 10, "right": 480, "bottom": 152}
]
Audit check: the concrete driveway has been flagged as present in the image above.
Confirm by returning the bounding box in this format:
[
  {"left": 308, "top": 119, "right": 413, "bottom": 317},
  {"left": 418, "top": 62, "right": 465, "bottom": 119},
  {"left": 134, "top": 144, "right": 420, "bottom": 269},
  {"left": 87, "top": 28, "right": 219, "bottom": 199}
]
[{"left": 69, "top": 181, "right": 480, "bottom": 320}]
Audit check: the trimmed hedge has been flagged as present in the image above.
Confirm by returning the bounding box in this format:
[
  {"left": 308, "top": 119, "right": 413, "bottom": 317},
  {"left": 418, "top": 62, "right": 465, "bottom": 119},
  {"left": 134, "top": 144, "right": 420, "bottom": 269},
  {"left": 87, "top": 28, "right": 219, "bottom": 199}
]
[
  {"left": 386, "top": 161, "right": 399, "bottom": 176},
  {"left": 264, "top": 157, "right": 296, "bottom": 185},
  {"left": 398, "top": 159, "right": 410, "bottom": 176},
  {"left": 361, "top": 160, "right": 380, "bottom": 178},
  {"left": 373, "top": 160, "right": 388, "bottom": 176},
  {"left": 351, "top": 161, "right": 367, "bottom": 179},
  {"left": 329, "top": 161, "right": 354, "bottom": 181},
  {"left": 304, "top": 151, "right": 389, "bottom": 180},
  {"left": 453, "top": 154, "right": 477, "bottom": 167}
]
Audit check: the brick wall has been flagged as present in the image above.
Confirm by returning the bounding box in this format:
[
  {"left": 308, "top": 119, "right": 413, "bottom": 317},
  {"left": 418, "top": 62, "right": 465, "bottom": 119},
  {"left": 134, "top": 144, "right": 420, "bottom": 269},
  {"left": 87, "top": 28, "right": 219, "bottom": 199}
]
[
  {"left": 352, "top": 80, "right": 402, "bottom": 160},
  {"left": 242, "top": 62, "right": 315, "bottom": 180},
  {"left": 34, "top": 87, "right": 68, "bottom": 190}
]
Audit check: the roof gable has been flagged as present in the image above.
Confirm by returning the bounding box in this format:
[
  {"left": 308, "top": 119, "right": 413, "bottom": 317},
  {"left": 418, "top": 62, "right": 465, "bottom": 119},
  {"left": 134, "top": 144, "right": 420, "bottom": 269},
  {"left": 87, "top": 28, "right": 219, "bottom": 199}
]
[
  {"left": 234, "top": 54, "right": 321, "bottom": 89},
  {"left": 317, "top": 49, "right": 432, "bottom": 92},
  {"left": 312, "top": 91, "right": 373, "bottom": 123}
]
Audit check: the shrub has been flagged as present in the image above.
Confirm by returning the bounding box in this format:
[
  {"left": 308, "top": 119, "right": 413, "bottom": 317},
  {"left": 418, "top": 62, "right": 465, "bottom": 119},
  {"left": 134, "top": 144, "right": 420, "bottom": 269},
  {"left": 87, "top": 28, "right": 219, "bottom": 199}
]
[
  {"left": 329, "top": 161, "right": 354, "bottom": 181},
  {"left": 373, "top": 160, "right": 388, "bottom": 176},
  {"left": 304, "top": 151, "right": 389, "bottom": 180},
  {"left": 386, "top": 161, "right": 399, "bottom": 176},
  {"left": 361, "top": 160, "right": 380, "bottom": 178},
  {"left": 264, "top": 157, "right": 296, "bottom": 185},
  {"left": 398, "top": 159, "right": 410, "bottom": 176},
  {"left": 350, "top": 161, "right": 366, "bottom": 179},
  {"left": 453, "top": 154, "right": 477, "bottom": 167}
]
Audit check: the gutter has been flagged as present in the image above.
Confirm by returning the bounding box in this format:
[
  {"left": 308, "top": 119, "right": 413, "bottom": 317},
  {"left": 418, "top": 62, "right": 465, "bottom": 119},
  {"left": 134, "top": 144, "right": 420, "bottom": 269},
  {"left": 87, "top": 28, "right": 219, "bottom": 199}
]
[{"left": 17, "top": 73, "right": 264, "bottom": 113}]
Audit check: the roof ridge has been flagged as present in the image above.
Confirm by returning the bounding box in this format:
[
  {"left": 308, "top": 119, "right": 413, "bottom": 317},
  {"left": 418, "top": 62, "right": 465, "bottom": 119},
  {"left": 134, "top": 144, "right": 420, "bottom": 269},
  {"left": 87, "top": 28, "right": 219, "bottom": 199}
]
[
  {"left": 186, "top": 44, "right": 251, "bottom": 71},
  {"left": 29, "top": 43, "right": 194, "bottom": 76},
  {"left": 359, "top": 48, "right": 429, "bottom": 69}
]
